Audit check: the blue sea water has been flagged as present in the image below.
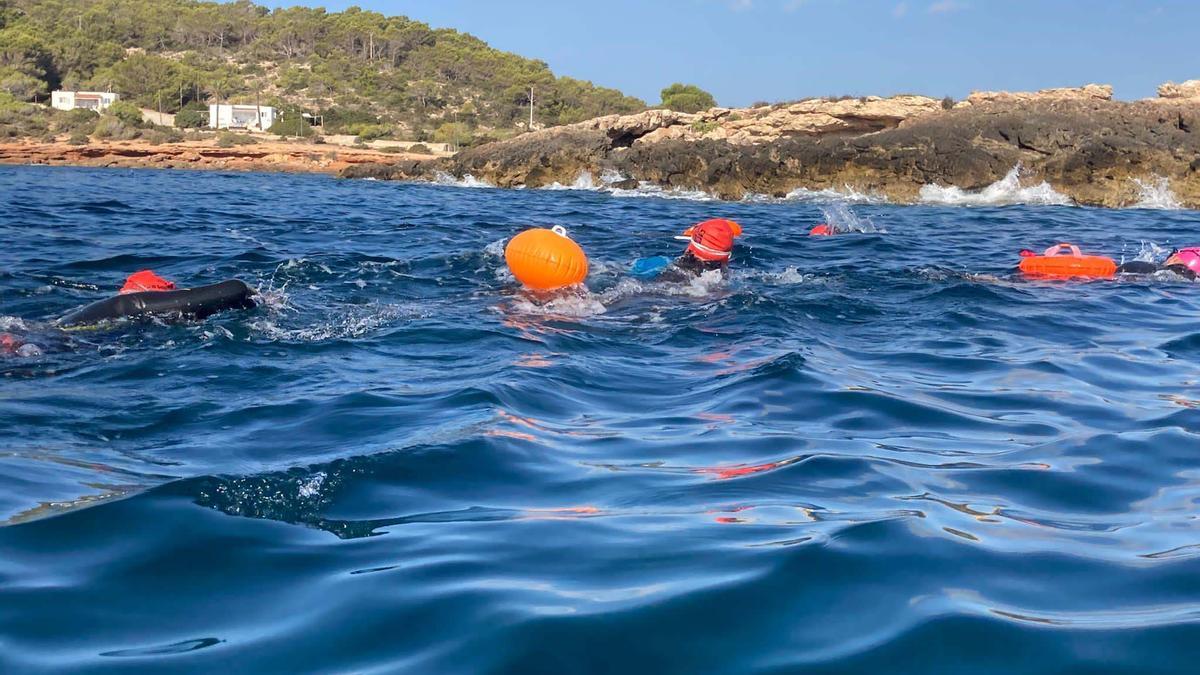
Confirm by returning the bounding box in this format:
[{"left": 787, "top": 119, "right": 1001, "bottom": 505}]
[{"left": 1, "top": 165, "right": 1199, "bottom": 673}]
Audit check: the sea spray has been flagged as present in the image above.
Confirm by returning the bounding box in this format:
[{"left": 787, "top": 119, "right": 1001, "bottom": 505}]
[
  {"left": 1131, "top": 177, "right": 1182, "bottom": 210},
  {"left": 819, "top": 201, "right": 881, "bottom": 234},
  {"left": 919, "top": 165, "right": 1073, "bottom": 206},
  {"left": 433, "top": 171, "right": 494, "bottom": 188}
]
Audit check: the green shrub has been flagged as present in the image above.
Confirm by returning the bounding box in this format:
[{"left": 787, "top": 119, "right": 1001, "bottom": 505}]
[
  {"left": 92, "top": 115, "right": 141, "bottom": 140},
  {"left": 690, "top": 119, "right": 719, "bottom": 135},
  {"left": 58, "top": 108, "right": 99, "bottom": 134},
  {"left": 216, "top": 131, "right": 257, "bottom": 147},
  {"left": 143, "top": 127, "right": 183, "bottom": 144},
  {"left": 407, "top": 143, "right": 432, "bottom": 154},
  {"left": 0, "top": 91, "right": 25, "bottom": 113},
  {"left": 268, "top": 111, "right": 311, "bottom": 136},
  {"left": 941, "top": 96, "right": 956, "bottom": 110},
  {"left": 660, "top": 83, "right": 716, "bottom": 113},
  {"left": 106, "top": 100, "right": 145, "bottom": 127},
  {"left": 0, "top": 101, "right": 51, "bottom": 139},
  {"left": 348, "top": 123, "right": 391, "bottom": 142},
  {"left": 320, "top": 106, "right": 379, "bottom": 135},
  {"left": 67, "top": 131, "right": 90, "bottom": 145},
  {"left": 432, "top": 121, "right": 470, "bottom": 147},
  {"left": 379, "top": 145, "right": 403, "bottom": 154},
  {"left": 0, "top": 69, "right": 47, "bottom": 101},
  {"left": 174, "top": 103, "right": 209, "bottom": 129}
]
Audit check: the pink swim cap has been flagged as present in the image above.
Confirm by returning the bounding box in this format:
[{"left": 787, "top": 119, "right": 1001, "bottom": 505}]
[{"left": 1176, "top": 247, "right": 1200, "bottom": 274}]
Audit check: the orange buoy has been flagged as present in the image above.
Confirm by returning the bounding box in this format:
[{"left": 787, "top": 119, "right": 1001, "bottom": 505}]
[
  {"left": 504, "top": 226, "right": 589, "bottom": 290},
  {"left": 683, "top": 218, "right": 743, "bottom": 238},
  {"left": 809, "top": 224, "right": 834, "bottom": 236},
  {"left": 1018, "top": 243, "right": 1116, "bottom": 279}
]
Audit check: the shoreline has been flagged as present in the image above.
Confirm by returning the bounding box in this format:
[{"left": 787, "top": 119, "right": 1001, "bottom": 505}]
[
  {"left": 341, "top": 87, "right": 1200, "bottom": 210},
  {"left": 0, "top": 138, "right": 437, "bottom": 175}
]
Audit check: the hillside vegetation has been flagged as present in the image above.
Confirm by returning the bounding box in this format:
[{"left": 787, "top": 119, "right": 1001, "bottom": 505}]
[{"left": 0, "top": 0, "right": 649, "bottom": 144}]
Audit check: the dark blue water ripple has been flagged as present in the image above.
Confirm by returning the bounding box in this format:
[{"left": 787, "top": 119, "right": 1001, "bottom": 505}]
[{"left": 2, "top": 166, "right": 1200, "bottom": 673}]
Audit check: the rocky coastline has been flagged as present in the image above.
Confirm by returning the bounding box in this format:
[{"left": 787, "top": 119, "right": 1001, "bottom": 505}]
[
  {"left": 0, "top": 137, "right": 430, "bottom": 174},
  {"left": 344, "top": 82, "right": 1200, "bottom": 208}
]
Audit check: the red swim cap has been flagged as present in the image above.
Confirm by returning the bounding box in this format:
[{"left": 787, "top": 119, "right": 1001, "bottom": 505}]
[
  {"left": 685, "top": 219, "right": 736, "bottom": 262},
  {"left": 120, "top": 270, "right": 176, "bottom": 294},
  {"left": 809, "top": 224, "right": 834, "bottom": 236}
]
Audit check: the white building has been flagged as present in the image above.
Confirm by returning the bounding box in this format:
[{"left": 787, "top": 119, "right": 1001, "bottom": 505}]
[
  {"left": 51, "top": 91, "right": 119, "bottom": 112},
  {"left": 208, "top": 104, "right": 276, "bottom": 132}
]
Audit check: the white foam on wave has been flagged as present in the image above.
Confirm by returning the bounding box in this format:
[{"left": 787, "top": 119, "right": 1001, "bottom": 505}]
[
  {"left": 919, "top": 165, "right": 1073, "bottom": 207},
  {"left": 542, "top": 170, "right": 601, "bottom": 191},
  {"left": 745, "top": 266, "right": 821, "bottom": 285},
  {"left": 503, "top": 267, "right": 731, "bottom": 319},
  {"left": 1124, "top": 241, "right": 1174, "bottom": 265},
  {"left": 249, "top": 303, "right": 415, "bottom": 342},
  {"left": 777, "top": 185, "right": 888, "bottom": 204},
  {"left": 1131, "top": 177, "right": 1183, "bottom": 210},
  {"left": 609, "top": 183, "right": 717, "bottom": 202},
  {"left": 1, "top": 316, "right": 29, "bottom": 331},
  {"left": 508, "top": 287, "right": 608, "bottom": 318},
  {"left": 819, "top": 201, "right": 883, "bottom": 234},
  {"left": 433, "top": 171, "right": 494, "bottom": 188}
]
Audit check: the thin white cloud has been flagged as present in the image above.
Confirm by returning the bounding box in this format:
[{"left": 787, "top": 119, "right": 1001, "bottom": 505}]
[
  {"left": 928, "top": 0, "right": 968, "bottom": 13},
  {"left": 782, "top": 0, "right": 807, "bottom": 10},
  {"left": 893, "top": 1, "right": 909, "bottom": 17},
  {"left": 730, "top": 0, "right": 754, "bottom": 10}
]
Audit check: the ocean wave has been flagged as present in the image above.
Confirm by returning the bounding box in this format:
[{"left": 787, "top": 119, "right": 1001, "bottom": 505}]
[
  {"left": 1131, "top": 176, "right": 1183, "bottom": 210},
  {"left": 433, "top": 171, "right": 494, "bottom": 188},
  {"left": 758, "top": 184, "right": 892, "bottom": 204},
  {"left": 501, "top": 268, "right": 730, "bottom": 319},
  {"left": 819, "top": 201, "right": 883, "bottom": 233},
  {"left": 919, "top": 165, "right": 1073, "bottom": 206}
]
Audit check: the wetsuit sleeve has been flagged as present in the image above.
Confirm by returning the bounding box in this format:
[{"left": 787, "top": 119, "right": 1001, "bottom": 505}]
[
  {"left": 1116, "top": 261, "right": 1158, "bottom": 274},
  {"left": 1165, "top": 264, "right": 1198, "bottom": 280}
]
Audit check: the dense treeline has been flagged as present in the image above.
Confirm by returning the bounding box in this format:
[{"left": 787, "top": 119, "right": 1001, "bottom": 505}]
[{"left": 0, "top": 0, "right": 647, "bottom": 142}]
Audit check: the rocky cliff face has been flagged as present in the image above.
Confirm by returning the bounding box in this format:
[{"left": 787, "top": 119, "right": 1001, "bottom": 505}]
[
  {"left": 1157, "top": 80, "right": 1200, "bottom": 100},
  {"left": 956, "top": 84, "right": 1114, "bottom": 107},
  {"left": 343, "top": 85, "right": 1200, "bottom": 208}
]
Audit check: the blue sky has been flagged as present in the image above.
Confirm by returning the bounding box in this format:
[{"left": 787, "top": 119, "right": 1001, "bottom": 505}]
[{"left": 255, "top": 1, "right": 1199, "bottom": 106}]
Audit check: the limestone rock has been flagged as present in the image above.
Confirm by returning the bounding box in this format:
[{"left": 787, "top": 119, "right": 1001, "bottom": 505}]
[
  {"left": 959, "top": 84, "right": 1113, "bottom": 107},
  {"left": 358, "top": 97, "right": 1200, "bottom": 208},
  {"left": 1157, "top": 80, "right": 1200, "bottom": 99}
]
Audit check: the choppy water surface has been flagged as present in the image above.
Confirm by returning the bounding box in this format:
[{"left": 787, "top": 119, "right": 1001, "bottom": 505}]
[{"left": 2, "top": 166, "right": 1199, "bottom": 673}]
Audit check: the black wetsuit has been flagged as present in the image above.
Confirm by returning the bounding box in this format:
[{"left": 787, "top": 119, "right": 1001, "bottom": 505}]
[
  {"left": 1116, "top": 261, "right": 1197, "bottom": 280},
  {"left": 59, "top": 280, "right": 256, "bottom": 327},
  {"left": 657, "top": 252, "right": 728, "bottom": 282}
]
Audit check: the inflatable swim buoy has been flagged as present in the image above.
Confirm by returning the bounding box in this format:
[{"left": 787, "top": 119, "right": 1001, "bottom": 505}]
[
  {"left": 504, "top": 226, "right": 589, "bottom": 290},
  {"left": 809, "top": 224, "right": 834, "bottom": 236},
  {"left": 59, "top": 280, "right": 256, "bottom": 328},
  {"left": 1018, "top": 243, "right": 1116, "bottom": 279}
]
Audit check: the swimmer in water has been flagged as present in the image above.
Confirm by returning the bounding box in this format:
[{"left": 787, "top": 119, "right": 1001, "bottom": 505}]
[
  {"left": 0, "top": 331, "right": 43, "bottom": 358},
  {"left": 1116, "top": 247, "right": 1200, "bottom": 280},
  {"left": 58, "top": 269, "right": 255, "bottom": 327},
  {"left": 657, "top": 218, "right": 737, "bottom": 282}
]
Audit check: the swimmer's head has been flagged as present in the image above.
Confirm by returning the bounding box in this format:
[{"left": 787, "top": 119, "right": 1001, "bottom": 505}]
[
  {"left": 1168, "top": 247, "right": 1200, "bottom": 274},
  {"left": 680, "top": 219, "right": 736, "bottom": 263}
]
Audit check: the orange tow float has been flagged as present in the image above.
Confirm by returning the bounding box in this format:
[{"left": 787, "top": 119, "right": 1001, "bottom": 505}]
[
  {"left": 504, "top": 226, "right": 589, "bottom": 290},
  {"left": 1018, "top": 243, "right": 1116, "bottom": 279}
]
